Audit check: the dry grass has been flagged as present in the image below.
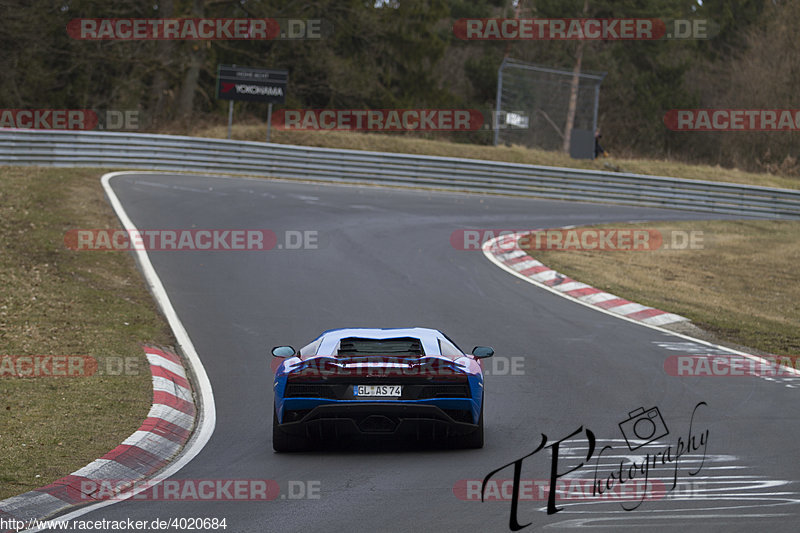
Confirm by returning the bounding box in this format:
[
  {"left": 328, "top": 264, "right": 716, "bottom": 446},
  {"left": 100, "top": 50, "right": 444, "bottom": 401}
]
[
  {"left": 526, "top": 220, "right": 800, "bottom": 354},
  {"left": 0, "top": 167, "right": 174, "bottom": 500}
]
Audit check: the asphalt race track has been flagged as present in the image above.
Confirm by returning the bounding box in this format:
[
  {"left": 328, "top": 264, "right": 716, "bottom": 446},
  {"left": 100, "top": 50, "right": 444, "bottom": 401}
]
[{"left": 43, "top": 172, "right": 800, "bottom": 532}]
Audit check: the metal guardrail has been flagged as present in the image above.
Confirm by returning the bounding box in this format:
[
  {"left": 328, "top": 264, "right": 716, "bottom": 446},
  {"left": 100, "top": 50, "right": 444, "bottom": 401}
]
[{"left": 2, "top": 129, "right": 799, "bottom": 219}]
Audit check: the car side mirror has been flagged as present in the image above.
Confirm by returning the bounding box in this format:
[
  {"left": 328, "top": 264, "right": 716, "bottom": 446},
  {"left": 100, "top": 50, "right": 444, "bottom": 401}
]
[
  {"left": 471, "top": 346, "right": 494, "bottom": 358},
  {"left": 271, "top": 346, "right": 296, "bottom": 358}
]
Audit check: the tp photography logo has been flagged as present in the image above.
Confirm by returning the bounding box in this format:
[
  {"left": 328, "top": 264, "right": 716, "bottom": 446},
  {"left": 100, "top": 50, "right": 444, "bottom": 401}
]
[
  {"left": 618, "top": 406, "right": 669, "bottom": 451},
  {"left": 475, "top": 402, "right": 709, "bottom": 530}
]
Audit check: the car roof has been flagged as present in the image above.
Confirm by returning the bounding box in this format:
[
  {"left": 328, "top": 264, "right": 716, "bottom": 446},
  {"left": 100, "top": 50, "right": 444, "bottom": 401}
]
[{"left": 315, "top": 327, "right": 453, "bottom": 356}]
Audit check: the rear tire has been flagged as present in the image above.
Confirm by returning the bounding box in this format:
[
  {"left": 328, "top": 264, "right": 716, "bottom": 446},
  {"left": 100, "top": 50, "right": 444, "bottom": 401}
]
[{"left": 273, "top": 405, "right": 312, "bottom": 452}]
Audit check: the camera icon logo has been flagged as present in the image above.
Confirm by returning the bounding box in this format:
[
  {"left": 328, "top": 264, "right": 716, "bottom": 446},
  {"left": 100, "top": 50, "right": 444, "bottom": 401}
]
[{"left": 618, "top": 406, "right": 669, "bottom": 450}]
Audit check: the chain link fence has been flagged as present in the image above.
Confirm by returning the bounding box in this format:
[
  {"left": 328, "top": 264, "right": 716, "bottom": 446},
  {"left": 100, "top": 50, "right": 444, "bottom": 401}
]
[{"left": 494, "top": 58, "right": 605, "bottom": 155}]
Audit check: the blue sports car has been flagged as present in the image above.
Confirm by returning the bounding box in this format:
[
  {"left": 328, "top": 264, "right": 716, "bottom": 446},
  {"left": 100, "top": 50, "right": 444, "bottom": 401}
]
[{"left": 271, "top": 327, "right": 494, "bottom": 451}]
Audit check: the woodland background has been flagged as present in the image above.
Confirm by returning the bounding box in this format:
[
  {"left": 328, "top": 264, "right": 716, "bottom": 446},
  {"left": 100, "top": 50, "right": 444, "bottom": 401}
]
[{"left": 2, "top": 0, "right": 799, "bottom": 176}]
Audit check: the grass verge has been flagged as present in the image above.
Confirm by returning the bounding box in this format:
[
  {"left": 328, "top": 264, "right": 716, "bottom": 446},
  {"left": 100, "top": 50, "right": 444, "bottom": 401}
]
[
  {"left": 189, "top": 123, "right": 800, "bottom": 191},
  {"left": 0, "top": 167, "right": 174, "bottom": 500},
  {"left": 524, "top": 220, "right": 800, "bottom": 355}
]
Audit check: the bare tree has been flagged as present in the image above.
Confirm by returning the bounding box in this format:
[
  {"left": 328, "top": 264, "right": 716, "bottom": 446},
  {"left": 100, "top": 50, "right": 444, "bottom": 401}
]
[
  {"left": 562, "top": 0, "right": 589, "bottom": 153},
  {"left": 177, "top": 0, "right": 206, "bottom": 120}
]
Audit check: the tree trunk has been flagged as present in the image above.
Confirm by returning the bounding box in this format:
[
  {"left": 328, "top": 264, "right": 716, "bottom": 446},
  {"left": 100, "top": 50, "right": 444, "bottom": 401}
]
[
  {"left": 150, "top": 0, "right": 175, "bottom": 127},
  {"left": 177, "top": 0, "right": 205, "bottom": 120},
  {"left": 562, "top": 0, "right": 589, "bottom": 153}
]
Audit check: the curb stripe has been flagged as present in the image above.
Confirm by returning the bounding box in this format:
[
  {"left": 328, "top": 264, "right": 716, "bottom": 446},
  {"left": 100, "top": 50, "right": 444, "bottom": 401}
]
[
  {"left": 595, "top": 297, "right": 631, "bottom": 309},
  {"left": 606, "top": 302, "right": 649, "bottom": 315},
  {"left": 0, "top": 492, "right": 65, "bottom": 523},
  {"left": 580, "top": 292, "right": 618, "bottom": 304},
  {"left": 145, "top": 404, "right": 194, "bottom": 431},
  {"left": 139, "top": 417, "right": 192, "bottom": 443},
  {"left": 144, "top": 346, "right": 182, "bottom": 365},
  {"left": 119, "top": 432, "right": 181, "bottom": 463},
  {"left": 72, "top": 459, "right": 143, "bottom": 483},
  {"left": 0, "top": 345, "right": 197, "bottom": 525},
  {"left": 153, "top": 390, "right": 195, "bottom": 415},
  {"left": 497, "top": 250, "right": 527, "bottom": 261},
  {"left": 34, "top": 476, "right": 95, "bottom": 505},
  {"left": 152, "top": 376, "right": 193, "bottom": 402},
  {"left": 529, "top": 270, "right": 559, "bottom": 282},
  {"left": 100, "top": 445, "right": 166, "bottom": 475},
  {"left": 150, "top": 364, "right": 190, "bottom": 389},
  {"left": 626, "top": 308, "right": 667, "bottom": 321},
  {"left": 641, "top": 313, "right": 687, "bottom": 326},
  {"left": 519, "top": 265, "right": 549, "bottom": 276},
  {"left": 564, "top": 286, "right": 602, "bottom": 298},
  {"left": 146, "top": 353, "right": 186, "bottom": 378},
  {"left": 554, "top": 281, "right": 589, "bottom": 292},
  {"left": 483, "top": 232, "right": 688, "bottom": 326},
  {"left": 510, "top": 259, "right": 541, "bottom": 271},
  {"left": 505, "top": 254, "right": 534, "bottom": 265},
  {"left": 544, "top": 276, "right": 575, "bottom": 287}
]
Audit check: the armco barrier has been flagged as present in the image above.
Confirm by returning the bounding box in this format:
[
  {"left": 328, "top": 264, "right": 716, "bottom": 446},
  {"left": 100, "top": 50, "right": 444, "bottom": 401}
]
[{"left": 1, "top": 129, "right": 799, "bottom": 218}]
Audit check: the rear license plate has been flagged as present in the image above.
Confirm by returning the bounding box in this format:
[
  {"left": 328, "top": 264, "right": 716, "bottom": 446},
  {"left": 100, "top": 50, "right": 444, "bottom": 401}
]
[{"left": 353, "top": 385, "right": 402, "bottom": 397}]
